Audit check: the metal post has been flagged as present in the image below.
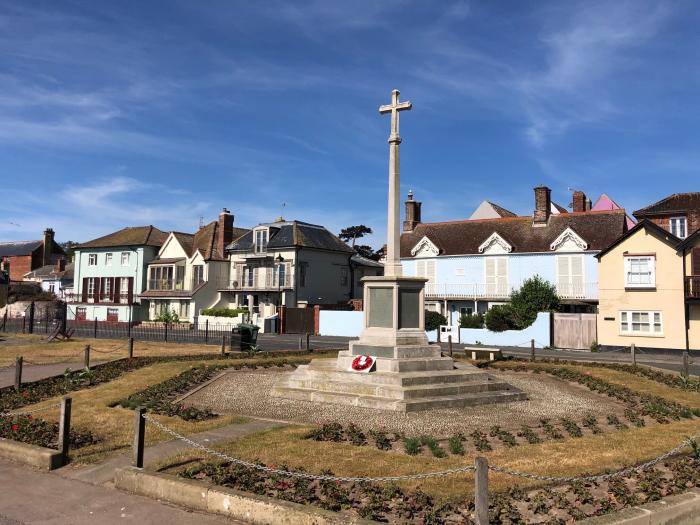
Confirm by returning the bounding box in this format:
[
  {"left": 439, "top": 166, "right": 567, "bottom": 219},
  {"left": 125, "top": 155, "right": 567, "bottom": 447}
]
[
  {"left": 28, "top": 301, "right": 35, "bottom": 334},
  {"left": 298, "top": 335, "right": 303, "bottom": 350},
  {"left": 631, "top": 343, "right": 636, "bottom": 366},
  {"left": 133, "top": 407, "right": 146, "bottom": 468},
  {"left": 306, "top": 332, "right": 311, "bottom": 352},
  {"left": 164, "top": 322, "right": 168, "bottom": 342},
  {"left": 205, "top": 319, "right": 209, "bottom": 344},
  {"left": 448, "top": 334, "right": 453, "bottom": 357},
  {"left": 45, "top": 308, "right": 49, "bottom": 334},
  {"left": 93, "top": 317, "right": 98, "bottom": 339},
  {"left": 83, "top": 345, "right": 90, "bottom": 369},
  {"left": 61, "top": 302, "right": 67, "bottom": 334},
  {"left": 221, "top": 334, "right": 226, "bottom": 355},
  {"left": 128, "top": 337, "right": 134, "bottom": 359},
  {"left": 474, "top": 456, "right": 489, "bottom": 525},
  {"left": 230, "top": 327, "right": 235, "bottom": 351},
  {"left": 530, "top": 339, "right": 535, "bottom": 362},
  {"left": 21, "top": 315, "right": 26, "bottom": 334},
  {"left": 58, "top": 397, "right": 72, "bottom": 459},
  {"left": 682, "top": 350, "right": 690, "bottom": 380},
  {"left": 1, "top": 311, "right": 7, "bottom": 331},
  {"left": 14, "top": 356, "right": 23, "bottom": 391}
]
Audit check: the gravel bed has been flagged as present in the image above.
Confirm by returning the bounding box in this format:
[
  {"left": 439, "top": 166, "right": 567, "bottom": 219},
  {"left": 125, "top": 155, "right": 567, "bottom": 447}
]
[{"left": 182, "top": 367, "right": 627, "bottom": 436}]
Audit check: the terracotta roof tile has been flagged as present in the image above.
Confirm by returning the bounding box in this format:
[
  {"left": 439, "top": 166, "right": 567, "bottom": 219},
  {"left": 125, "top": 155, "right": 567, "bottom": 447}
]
[{"left": 78, "top": 226, "right": 168, "bottom": 249}]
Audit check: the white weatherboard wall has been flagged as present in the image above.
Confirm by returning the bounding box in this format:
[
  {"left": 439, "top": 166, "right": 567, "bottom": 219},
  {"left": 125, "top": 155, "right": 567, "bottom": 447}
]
[
  {"left": 318, "top": 310, "right": 363, "bottom": 337},
  {"left": 427, "top": 312, "right": 551, "bottom": 348}
]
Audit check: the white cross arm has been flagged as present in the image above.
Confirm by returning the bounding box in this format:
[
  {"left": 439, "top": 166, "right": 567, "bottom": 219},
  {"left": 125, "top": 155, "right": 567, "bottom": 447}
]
[{"left": 379, "top": 101, "right": 412, "bottom": 114}]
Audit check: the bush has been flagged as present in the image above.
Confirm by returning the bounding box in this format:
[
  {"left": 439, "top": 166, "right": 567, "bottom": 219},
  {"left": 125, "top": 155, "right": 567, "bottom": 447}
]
[
  {"left": 200, "top": 307, "right": 247, "bottom": 318},
  {"left": 484, "top": 304, "right": 519, "bottom": 332},
  {"left": 509, "top": 275, "right": 560, "bottom": 329},
  {"left": 8, "top": 284, "right": 56, "bottom": 303},
  {"left": 459, "top": 312, "right": 484, "bottom": 328},
  {"left": 155, "top": 308, "right": 179, "bottom": 323},
  {"left": 424, "top": 310, "right": 447, "bottom": 331}
]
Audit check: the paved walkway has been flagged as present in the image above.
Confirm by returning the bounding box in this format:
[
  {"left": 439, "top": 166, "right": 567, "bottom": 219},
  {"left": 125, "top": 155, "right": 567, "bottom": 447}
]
[
  {"left": 60, "top": 418, "right": 280, "bottom": 485},
  {"left": 0, "top": 360, "right": 105, "bottom": 389},
  {"left": 0, "top": 459, "right": 248, "bottom": 525}
]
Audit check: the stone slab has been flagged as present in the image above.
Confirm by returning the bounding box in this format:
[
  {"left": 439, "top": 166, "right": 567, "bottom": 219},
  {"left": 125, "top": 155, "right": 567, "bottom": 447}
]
[
  {"left": 576, "top": 488, "right": 700, "bottom": 524},
  {"left": 0, "top": 437, "right": 64, "bottom": 471}
]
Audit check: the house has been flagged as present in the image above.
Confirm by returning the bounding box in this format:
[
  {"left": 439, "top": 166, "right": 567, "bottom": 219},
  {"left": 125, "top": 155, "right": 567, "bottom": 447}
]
[
  {"left": 596, "top": 219, "right": 700, "bottom": 352},
  {"left": 213, "top": 218, "right": 383, "bottom": 321},
  {"left": 468, "top": 201, "right": 517, "bottom": 220},
  {"left": 141, "top": 209, "right": 248, "bottom": 322},
  {"left": 633, "top": 192, "right": 700, "bottom": 240},
  {"left": 68, "top": 225, "right": 168, "bottom": 322},
  {"left": 400, "top": 187, "right": 629, "bottom": 326},
  {"left": 591, "top": 194, "right": 636, "bottom": 229},
  {"left": 0, "top": 229, "right": 66, "bottom": 282},
  {"left": 23, "top": 260, "right": 74, "bottom": 299}
]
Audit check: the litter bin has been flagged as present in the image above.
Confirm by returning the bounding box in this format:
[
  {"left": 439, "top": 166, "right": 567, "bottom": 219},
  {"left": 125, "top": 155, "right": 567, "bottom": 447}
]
[{"left": 238, "top": 323, "right": 260, "bottom": 352}]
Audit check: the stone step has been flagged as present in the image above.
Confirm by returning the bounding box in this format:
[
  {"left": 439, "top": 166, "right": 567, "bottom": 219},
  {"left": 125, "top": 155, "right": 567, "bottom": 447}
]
[
  {"left": 336, "top": 355, "right": 456, "bottom": 373},
  {"left": 401, "top": 390, "right": 528, "bottom": 412}
]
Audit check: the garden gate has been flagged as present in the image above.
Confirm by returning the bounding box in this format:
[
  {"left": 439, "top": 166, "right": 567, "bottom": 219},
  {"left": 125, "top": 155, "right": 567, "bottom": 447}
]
[
  {"left": 284, "top": 307, "right": 315, "bottom": 334},
  {"left": 553, "top": 313, "right": 597, "bottom": 350}
]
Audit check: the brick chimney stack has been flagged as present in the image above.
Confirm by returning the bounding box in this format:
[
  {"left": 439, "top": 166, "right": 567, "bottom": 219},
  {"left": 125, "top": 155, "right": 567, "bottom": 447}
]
[
  {"left": 43, "top": 228, "right": 54, "bottom": 266},
  {"left": 403, "top": 190, "right": 422, "bottom": 232},
  {"left": 217, "top": 208, "right": 234, "bottom": 257},
  {"left": 572, "top": 190, "right": 587, "bottom": 213},
  {"left": 55, "top": 258, "right": 66, "bottom": 272},
  {"left": 533, "top": 186, "right": 551, "bottom": 225}
]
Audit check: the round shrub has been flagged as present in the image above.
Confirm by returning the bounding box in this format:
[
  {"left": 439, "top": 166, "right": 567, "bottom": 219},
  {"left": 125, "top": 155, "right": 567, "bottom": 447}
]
[
  {"left": 424, "top": 310, "right": 447, "bottom": 331},
  {"left": 484, "top": 304, "right": 519, "bottom": 332},
  {"left": 459, "top": 312, "right": 484, "bottom": 328}
]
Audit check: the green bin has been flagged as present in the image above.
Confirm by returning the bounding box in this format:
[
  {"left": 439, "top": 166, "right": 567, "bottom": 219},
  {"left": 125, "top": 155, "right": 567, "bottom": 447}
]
[{"left": 238, "top": 323, "right": 260, "bottom": 352}]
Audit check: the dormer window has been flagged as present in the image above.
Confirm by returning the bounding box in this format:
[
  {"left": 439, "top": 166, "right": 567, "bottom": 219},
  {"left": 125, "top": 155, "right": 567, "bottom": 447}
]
[{"left": 254, "top": 228, "right": 269, "bottom": 254}]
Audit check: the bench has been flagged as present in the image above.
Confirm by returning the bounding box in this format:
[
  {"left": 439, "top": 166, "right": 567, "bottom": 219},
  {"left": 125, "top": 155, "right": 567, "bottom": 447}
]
[{"left": 463, "top": 347, "right": 503, "bottom": 361}]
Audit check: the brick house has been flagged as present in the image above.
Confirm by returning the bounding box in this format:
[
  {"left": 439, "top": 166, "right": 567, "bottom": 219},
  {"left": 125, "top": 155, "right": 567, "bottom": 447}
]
[
  {"left": 633, "top": 193, "right": 700, "bottom": 240},
  {"left": 0, "top": 228, "right": 66, "bottom": 282}
]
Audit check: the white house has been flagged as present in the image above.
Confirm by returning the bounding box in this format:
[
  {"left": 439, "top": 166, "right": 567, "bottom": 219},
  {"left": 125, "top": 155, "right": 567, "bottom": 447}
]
[{"left": 23, "top": 260, "right": 74, "bottom": 299}]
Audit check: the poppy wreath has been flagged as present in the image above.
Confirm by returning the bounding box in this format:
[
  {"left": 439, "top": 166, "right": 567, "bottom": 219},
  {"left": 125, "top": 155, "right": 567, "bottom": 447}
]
[{"left": 351, "top": 355, "right": 374, "bottom": 371}]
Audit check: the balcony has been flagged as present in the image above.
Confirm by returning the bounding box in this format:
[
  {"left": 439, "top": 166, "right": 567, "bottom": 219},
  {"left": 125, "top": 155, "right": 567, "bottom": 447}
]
[
  {"left": 423, "top": 282, "right": 598, "bottom": 301},
  {"left": 65, "top": 292, "right": 133, "bottom": 305},
  {"left": 685, "top": 276, "right": 700, "bottom": 300},
  {"left": 217, "top": 276, "right": 293, "bottom": 292}
]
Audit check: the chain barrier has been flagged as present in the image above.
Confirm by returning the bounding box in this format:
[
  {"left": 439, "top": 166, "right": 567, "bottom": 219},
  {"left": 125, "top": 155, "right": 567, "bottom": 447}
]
[
  {"left": 0, "top": 402, "right": 62, "bottom": 418},
  {"left": 143, "top": 414, "right": 476, "bottom": 482},
  {"left": 142, "top": 414, "right": 698, "bottom": 484}
]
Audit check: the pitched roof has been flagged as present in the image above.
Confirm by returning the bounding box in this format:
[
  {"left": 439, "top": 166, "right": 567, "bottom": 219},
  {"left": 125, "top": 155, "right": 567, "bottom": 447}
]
[
  {"left": 595, "top": 219, "right": 680, "bottom": 260},
  {"left": 633, "top": 193, "right": 700, "bottom": 218},
  {"left": 351, "top": 254, "right": 384, "bottom": 267},
  {"left": 469, "top": 201, "right": 517, "bottom": 220},
  {"left": 227, "top": 220, "right": 352, "bottom": 253},
  {"left": 78, "top": 226, "right": 168, "bottom": 249},
  {"left": 24, "top": 263, "right": 74, "bottom": 281},
  {"left": 0, "top": 240, "right": 43, "bottom": 257},
  {"left": 400, "top": 210, "right": 628, "bottom": 257},
  {"left": 591, "top": 194, "right": 636, "bottom": 229}
]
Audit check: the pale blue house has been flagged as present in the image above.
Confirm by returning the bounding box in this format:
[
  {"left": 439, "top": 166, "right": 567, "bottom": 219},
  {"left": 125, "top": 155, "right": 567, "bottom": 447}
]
[{"left": 400, "top": 187, "right": 629, "bottom": 327}]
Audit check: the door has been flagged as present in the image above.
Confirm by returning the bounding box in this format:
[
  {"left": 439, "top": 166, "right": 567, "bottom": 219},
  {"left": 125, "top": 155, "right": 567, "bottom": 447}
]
[
  {"left": 554, "top": 313, "right": 596, "bottom": 349},
  {"left": 106, "top": 308, "right": 119, "bottom": 323},
  {"left": 284, "top": 307, "right": 315, "bottom": 333},
  {"left": 76, "top": 307, "right": 87, "bottom": 321}
]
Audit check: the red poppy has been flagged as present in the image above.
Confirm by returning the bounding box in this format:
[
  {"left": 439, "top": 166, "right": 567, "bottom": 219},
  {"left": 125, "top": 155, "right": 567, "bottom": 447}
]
[
  {"left": 11, "top": 424, "right": 18, "bottom": 432},
  {"left": 26, "top": 415, "right": 32, "bottom": 421}
]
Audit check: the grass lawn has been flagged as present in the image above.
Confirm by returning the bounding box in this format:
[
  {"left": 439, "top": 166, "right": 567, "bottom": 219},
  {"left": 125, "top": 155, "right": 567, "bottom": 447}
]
[
  {"left": 155, "top": 362, "right": 700, "bottom": 502},
  {"left": 13, "top": 353, "right": 328, "bottom": 464},
  {"left": 0, "top": 334, "right": 236, "bottom": 366}
]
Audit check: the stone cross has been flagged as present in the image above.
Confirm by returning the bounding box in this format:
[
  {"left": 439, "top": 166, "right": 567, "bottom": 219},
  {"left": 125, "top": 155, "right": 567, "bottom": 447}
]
[{"left": 379, "top": 89, "right": 412, "bottom": 277}]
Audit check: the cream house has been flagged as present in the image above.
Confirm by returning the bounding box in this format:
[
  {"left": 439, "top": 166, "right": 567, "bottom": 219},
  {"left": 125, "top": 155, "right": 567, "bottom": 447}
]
[
  {"left": 141, "top": 209, "right": 248, "bottom": 322},
  {"left": 596, "top": 220, "right": 700, "bottom": 352}
]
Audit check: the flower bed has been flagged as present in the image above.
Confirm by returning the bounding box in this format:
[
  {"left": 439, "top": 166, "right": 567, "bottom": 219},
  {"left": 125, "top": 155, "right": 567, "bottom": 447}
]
[{"left": 0, "top": 414, "right": 97, "bottom": 450}]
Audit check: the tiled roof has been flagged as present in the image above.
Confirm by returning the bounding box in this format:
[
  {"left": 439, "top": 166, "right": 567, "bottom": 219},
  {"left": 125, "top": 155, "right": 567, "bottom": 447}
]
[
  {"left": 24, "top": 263, "right": 74, "bottom": 281},
  {"left": 488, "top": 202, "right": 517, "bottom": 218},
  {"left": 0, "top": 240, "right": 43, "bottom": 257},
  {"left": 227, "top": 221, "right": 352, "bottom": 253},
  {"left": 596, "top": 220, "right": 680, "bottom": 260},
  {"left": 78, "top": 226, "right": 168, "bottom": 249},
  {"left": 351, "top": 254, "right": 384, "bottom": 267},
  {"left": 400, "top": 210, "right": 628, "bottom": 257},
  {"left": 633, "top": 193, "right": 700, "bottom": 217}
]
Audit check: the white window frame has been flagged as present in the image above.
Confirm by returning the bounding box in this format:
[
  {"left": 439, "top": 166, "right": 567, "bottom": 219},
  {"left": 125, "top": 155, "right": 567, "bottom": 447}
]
[
  {"left": 484, "top": 257, "right": 508, "bottom": 297},
  {"left": 619, "top": 310, "right": 663, "bottom": 336},
  {"left": 624, "top": 255, "right": 656, "bottom": 288},
  {"left": 88, "top": 253, "right": 97, "bottom": 266},
  {"left": 254, "top": 228, "right": 269, "bottom": 254},
  {"left": 105, "top": 253, "right": 113, "bottom": 267},
  {"left": 87, "top": 277, "right": 96, "bottom": 302},
  {"left": 670, "top": 217, "right": 687, "bottom": 239},
  {"left": 121, "top": 252, "right": 130, "bottom": 266}
]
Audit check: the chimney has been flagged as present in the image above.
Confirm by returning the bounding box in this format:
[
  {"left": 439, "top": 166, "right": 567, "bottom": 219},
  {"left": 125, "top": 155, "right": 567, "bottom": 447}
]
[
  {"left": 43, "top": 228, "right": 54, "bottom": 266},
  {"left": 403, "top": 190, "right": 422, "bottom": 232},
  {"left": 586, "top": 198, "right": 592, "bottom": 211},
  {"left": 572, "top": 191, "right": 587, "bottom": 213},
  {"left": 55, "top": 258, "right": 66, "bottom": 272},
  {"left": 533, "top": 186, "right": 551, "bottom": 225},
  {"left": 217, "top": 208, "right": 234, "bottom": 257}
]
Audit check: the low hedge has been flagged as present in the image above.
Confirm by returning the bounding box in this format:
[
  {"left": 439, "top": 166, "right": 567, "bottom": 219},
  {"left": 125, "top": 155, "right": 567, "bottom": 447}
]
[{"left": 200, "top": 308, "right": 247, "bottom": 318}]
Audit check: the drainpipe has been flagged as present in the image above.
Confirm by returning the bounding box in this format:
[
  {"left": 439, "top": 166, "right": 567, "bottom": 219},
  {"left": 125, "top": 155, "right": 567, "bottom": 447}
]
[{"left": 683, "top": 247, "right": 690, "bottom": 353}]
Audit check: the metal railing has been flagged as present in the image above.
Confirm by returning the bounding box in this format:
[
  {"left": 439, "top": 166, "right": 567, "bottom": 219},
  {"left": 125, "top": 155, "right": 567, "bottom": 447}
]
[
  {"left": 146, "top": 278, "right": 205, "bottom": 292},
  {"left": 424, "top": 281, "right": 598, "bottom": 300},
  {"left": 685, "top": 276, "right": 700, "bottom": 299}
]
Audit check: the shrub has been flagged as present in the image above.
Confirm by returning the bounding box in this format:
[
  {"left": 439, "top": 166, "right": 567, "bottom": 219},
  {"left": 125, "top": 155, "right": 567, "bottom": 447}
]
[
  {"left": 484, "top": 304, "right": 519, "bottom": 332},
  {"left": 200, "top": 307, "right": 247, "bottom": 318},
  {"left": 424, "top": 310, "right": 447, "bottom": 332},
  {"left": 459, "top": 312, "right": 484, "bottom": 328},
  {"left": 447, "top": 433, "right": 465, "bottom": 455},
  {"left": 509, "top": 275, "right": 560, "bottom": 329},
  {"left": 404, "top": 437, "right": 422, "bottom": 455},
  {"left": 155, "top": 308, "right": 179, "bottom": 323}
]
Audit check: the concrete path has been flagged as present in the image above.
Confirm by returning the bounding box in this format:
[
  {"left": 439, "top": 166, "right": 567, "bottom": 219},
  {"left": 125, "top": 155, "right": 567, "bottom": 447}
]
[
  {"left": 0, "top": 459, "right": 248, "bottom": 525},
  {"left": 0, "top": 360, "right": 105, "bottom": 389},
  {"left": 60, "top": 418, "right": 280, "bottom": 485}
]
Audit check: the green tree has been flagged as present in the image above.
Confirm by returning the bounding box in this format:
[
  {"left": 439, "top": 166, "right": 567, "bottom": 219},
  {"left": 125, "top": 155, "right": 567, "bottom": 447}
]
[
  {"left": 338, "top": 225, "right": 373, "bottom": 247},
  {"left": 509, "top": 275, "right": 560, "bottom": 329},
  {"left": 353, "top": 244, "right": 381, "bottom": 261},
  {"left": 59, "top": 241, "right": 80, "bottom": 262},
  {"left": 484, "top": 304, "right": 519, "bottom": 332},
  {"left": 424, "top": 310, "right": 447, "bottom": 331},
  {"left": 459, "top": 312, "right": 484, "bottom": 328}
]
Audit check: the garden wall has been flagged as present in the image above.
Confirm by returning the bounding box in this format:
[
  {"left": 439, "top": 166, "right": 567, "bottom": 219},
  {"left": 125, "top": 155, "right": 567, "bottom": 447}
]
[
  {"left": 196, "top": 314, "right": 245, "bottom": 328},
  {"left": 427, "top": 312, "right": 551, "bottom": 348},
  {"left": 317, "top": 310, "right": 363, "bottom": 337}
]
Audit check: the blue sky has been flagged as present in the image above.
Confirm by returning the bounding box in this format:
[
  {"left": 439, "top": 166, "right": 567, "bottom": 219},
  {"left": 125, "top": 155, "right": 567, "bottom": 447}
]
[{"left": 1, "top": 1, "right": 698, "bottom": 247}]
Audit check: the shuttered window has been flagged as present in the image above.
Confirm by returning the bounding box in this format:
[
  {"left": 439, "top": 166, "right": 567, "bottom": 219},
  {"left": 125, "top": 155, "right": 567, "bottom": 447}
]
[
  {"left": 415, "top": 259, "right": 436, "bottom": 283},
  {"left": 485, "top": 257, "right": 508, "bottom": 296},
  {"left": 556, "top": 255, "right": 584, "bottom": 298}
]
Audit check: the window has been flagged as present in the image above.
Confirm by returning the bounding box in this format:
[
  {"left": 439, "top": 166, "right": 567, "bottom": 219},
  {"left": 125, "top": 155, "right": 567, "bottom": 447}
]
[
  {"left": 556, "top": 255, "right": 584, "bottom": 297},
  {"left": 459, "top": 306, "right": 473, "bottom": 317},
  {"left": 88, "top": 254, "right": 97, "bottom": 266},
  {"left": 105, "top": 253, "right": 113, "bottom": 266},
  {"left": 299, "top": 263, "right": 307, "bottom": 287},
  {"left": 121, "top": 252, "right": 130, "bottom": 266},
  {"left": 670, "top": 217, "right": 687, "bottom": 239},
  {"left": 120, "top": 277, "right": 130, "bottom": 303},
  {"left": 76, "top": 307, "right": 87, "bottom": 321},
  {"left": 415, "top": 260, "right": 436, "bottom": 283},
  {"left": 455, "top": 268, "right": 465, "bottom": 276},
  {"left": 340, "top": 267, "right": 348, "bottom": 286},
  {"left": 106, "top": 308, "right": 119, "bottom": 322},
  {"left": 276, "top": 263, "right": 287, "bottom": 287},
  {"left": 620, "top": 311, "right": 663, "bottom": 335},
  {"left": 244, "top": 266, "right": 254, "bottom": 287},
  {"left": 192, "top": 265, "right": 204, "bottom": 286},
  {"left": 484, "top": 257, "right": 508, "bottom": 296},
  {"left": 624, "top": 256, "right": 655, "bottom": 288},
  {"left": 87, "top": 277, "right": 96, "bottom": 301},
  {"left": 48, "top": 283, "right": 55, "bottom": 293},
  {"left": 102, "top": 278, "right": 111, "bottom": 301},
  {"left": 254, "top": 229, "right": 268, "bottom": 253}
]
